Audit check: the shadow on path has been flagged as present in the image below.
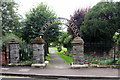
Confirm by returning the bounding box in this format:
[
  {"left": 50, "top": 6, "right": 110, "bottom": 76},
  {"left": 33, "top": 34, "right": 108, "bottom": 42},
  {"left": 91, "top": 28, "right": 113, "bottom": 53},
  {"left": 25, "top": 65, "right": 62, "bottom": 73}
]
[{"left": 46, "top": 48, "right": 70, "bottom": 69}]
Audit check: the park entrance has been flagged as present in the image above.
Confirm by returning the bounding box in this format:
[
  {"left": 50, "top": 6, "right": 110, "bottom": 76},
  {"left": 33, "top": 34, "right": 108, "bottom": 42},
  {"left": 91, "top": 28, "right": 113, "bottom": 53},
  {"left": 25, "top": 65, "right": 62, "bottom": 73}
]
[
  {"left": 4, "top": 17, "right": 85, "bottom": 68},
  {"left": 33, "top": 17, "right": 85, "bottom": 68}
]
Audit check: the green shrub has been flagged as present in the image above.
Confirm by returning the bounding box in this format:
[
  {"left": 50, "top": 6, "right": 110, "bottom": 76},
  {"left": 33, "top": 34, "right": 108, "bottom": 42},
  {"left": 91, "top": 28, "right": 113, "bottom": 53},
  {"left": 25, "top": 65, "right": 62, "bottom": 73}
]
[
  {"left": 91, "top": 60, "right": 100, "bottom": 64},
  {"left": 83, "top": 57, "right": 120, "bottom": 65},
  {"left": 116, "top": 58, "right": 120, "bottom": 64},
  {"left": 57, "top": 46, "right": 62, "bottom": 52},
  {"left": 83, "top": 57, "right": 108, "bottom": 64},
  {"left": 99, "top": 58, "right": 114, "bottom": 65},
  {"left": 20, "top": 43, "right": 33, "bottom": 61},
  {"left": 19, "top": 60, "right": 33, "bottom": 66},
  {"left": 45, "top": 54, "right": 51, "bottom": 61},
  {"left": 2, "top": 33, "right": 23, "bottom": 51}
]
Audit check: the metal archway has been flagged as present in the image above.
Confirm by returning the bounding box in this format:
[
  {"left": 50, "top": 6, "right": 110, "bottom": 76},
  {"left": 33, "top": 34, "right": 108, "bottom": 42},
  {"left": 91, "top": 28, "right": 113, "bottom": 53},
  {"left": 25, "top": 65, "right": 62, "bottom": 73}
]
[{"left": 39, "top": 17, "right": 80, "bottom": 37}]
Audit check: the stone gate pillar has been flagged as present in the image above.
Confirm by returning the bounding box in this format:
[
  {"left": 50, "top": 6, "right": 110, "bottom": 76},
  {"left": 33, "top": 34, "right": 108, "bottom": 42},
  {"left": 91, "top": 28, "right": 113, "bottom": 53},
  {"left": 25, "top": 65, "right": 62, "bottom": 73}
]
[
  {"left": 9, "top": 39, "right": 19, "bottom": 64},
  {"left": 71, "top": 37, "right": 84, "bottom": 65},
  {"left": 31, "top": 37, "right": 46, "bottom": 68}
]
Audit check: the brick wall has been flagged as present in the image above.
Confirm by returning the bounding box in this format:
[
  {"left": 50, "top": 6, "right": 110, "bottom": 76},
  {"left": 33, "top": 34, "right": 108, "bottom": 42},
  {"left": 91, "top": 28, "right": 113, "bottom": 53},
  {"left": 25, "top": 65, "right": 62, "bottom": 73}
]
[{"left": 0, "top": 52, "right": 9, "bottom": 65}]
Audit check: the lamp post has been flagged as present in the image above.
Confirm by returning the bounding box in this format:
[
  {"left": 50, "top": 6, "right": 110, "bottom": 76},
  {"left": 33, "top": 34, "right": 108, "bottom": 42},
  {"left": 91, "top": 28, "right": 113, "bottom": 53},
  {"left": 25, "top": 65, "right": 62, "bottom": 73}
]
[
  {"left": 117, "top": 29, "right": 120, "bottom": 52},
  {"left": 113, "top": 41, "right": 116, "bottom": 64}
]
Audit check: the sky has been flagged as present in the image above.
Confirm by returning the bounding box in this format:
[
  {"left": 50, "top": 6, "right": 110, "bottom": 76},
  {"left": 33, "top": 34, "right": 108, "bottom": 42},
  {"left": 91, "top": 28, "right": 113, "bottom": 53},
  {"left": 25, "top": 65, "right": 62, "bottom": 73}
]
[
  {"left": 15, "top": 0, "right": 120, "bottom": 19},
  {"left": 14, "top": 0, "right": 120, "bottom": 31}
]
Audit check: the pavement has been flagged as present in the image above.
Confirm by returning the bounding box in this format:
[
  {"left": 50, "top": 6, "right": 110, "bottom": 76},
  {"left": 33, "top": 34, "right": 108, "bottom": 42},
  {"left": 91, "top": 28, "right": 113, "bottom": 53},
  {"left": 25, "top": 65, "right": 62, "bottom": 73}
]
[{"left": 0, "top": 48, "right": 120, "bottom": 79}]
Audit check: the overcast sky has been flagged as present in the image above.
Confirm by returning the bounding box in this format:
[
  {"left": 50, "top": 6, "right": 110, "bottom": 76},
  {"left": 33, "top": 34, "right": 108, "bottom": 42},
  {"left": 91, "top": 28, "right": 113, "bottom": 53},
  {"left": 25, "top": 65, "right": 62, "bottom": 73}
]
[{"left": 15, "top": 0, "right": 120, "bottom": 19}]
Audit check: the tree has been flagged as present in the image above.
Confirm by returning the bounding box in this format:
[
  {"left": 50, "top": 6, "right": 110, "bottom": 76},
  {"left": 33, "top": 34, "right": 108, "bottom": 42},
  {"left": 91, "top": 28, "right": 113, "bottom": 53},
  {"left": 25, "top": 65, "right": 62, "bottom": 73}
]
[
  {"left": 1, "top": 1, "right": 21, "bottom": 35},
  {"left": 58, "top": 32, "right": 72, "bottom": 50},
  {"left": 21, "top": 2, "right": 61, "bottom": 43},
  {"left": 81, "top": 2, "right": 120, "bottom": 43},
  {"left": 68, "top": 8, "right": 89, "bottom": 37}
]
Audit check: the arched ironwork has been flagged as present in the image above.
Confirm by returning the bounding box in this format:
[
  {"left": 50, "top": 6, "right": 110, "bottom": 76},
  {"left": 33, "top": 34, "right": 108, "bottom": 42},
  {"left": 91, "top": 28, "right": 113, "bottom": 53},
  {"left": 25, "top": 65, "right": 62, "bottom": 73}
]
[{"left": 39, "top": 17, "right": 80, "bottom": 37}]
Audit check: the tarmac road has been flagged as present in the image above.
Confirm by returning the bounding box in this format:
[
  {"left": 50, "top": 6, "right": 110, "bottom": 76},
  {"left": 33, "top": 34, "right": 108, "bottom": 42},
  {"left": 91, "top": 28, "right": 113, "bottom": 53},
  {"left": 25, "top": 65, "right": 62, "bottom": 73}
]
[
  {"left": 1, "top": 76, "right": 119, "bottom": 80},
  {"left": 1, "top": 76, "right": 57, "bottom": 80},
  {"left": 1, "top": 77, "right": 55, "bottom": 80}
]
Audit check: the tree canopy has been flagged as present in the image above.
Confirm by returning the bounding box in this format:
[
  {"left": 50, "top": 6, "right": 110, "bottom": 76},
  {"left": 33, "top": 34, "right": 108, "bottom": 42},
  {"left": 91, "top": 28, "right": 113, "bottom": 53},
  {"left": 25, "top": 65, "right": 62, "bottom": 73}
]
[
  {"left": 81, "top": 1, "right": 120, "bottom": 43},
  {"left": 1, "top": 1, "right": 21, "bottom": 35},
  {"left": 21, "top": 2, "right": 61, "bottom": 44},
  {"left": 68, "top": 8, "right": 89, "bottom": 37}
]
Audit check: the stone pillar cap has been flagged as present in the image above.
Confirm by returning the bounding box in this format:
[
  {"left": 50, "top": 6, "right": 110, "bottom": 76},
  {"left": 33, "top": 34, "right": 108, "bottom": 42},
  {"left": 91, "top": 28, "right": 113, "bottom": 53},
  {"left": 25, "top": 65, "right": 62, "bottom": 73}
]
[
  {"left": 9, "top": 39, "right": 19, "bottom": 44},
  {"left": 71, "top": 37, "right": 84, "bottom": 44},
  {"left": 31, "top": 37, "right": 46, "bottom": 44}
]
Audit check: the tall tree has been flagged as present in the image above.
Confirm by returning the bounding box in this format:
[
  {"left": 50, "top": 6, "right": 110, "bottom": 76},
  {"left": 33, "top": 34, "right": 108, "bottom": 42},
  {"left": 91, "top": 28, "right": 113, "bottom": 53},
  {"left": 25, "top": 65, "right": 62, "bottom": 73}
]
[
  {"left": 22, "top": 2, "right": 61, "bottom": 43},
  {"left": 81, "top": 2, "right": 120, "bottom": 43},
  {"left": 68, "top": 8, "right": 89, "bottom": 37},
  {"left": 1, "top": 1, "right": 21, "bottom": 35}
]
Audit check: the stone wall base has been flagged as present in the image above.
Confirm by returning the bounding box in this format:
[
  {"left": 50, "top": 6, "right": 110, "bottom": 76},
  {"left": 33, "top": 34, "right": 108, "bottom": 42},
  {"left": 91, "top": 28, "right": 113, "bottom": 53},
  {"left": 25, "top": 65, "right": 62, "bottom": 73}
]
[
  {"left": 31, "top": 63, "right": 46, "bottom": 68},
  {"left": 71, "top": 63, "right": 88, "bottom": 69}
]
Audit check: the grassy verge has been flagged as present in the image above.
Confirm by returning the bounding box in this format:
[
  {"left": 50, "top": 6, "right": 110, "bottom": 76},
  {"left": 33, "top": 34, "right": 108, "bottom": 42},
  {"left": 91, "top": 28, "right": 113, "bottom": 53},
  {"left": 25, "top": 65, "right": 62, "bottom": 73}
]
[
  {"left": 52, "top": 47, "right": 57, "bottom": 50},
  {"left": 56, "top": 47, "right": 73, "bottom": 64},
  {"left": 45, "top": 54, "right": 51, "bottom": 61}
]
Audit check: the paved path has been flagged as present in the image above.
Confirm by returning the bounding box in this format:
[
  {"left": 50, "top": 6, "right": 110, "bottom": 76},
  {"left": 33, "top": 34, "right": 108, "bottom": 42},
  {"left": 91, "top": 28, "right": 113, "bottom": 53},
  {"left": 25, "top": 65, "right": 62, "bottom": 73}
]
[{"left": 46, "top": 48, "right": 70, "bottom": 69}]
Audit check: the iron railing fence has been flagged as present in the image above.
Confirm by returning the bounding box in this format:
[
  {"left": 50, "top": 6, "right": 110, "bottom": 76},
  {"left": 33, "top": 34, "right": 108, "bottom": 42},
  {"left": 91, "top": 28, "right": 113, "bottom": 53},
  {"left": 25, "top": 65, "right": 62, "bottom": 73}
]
[{"left": 84, "top": 42, "right": 114, "bottom": 57}]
